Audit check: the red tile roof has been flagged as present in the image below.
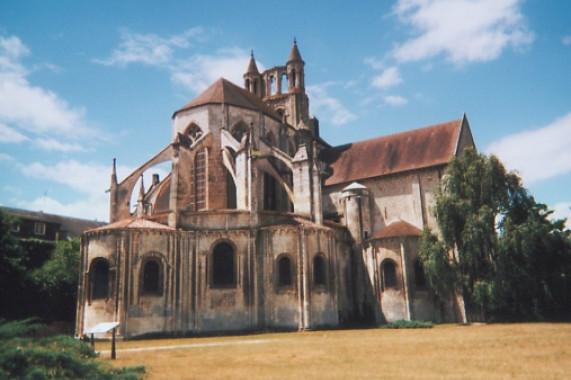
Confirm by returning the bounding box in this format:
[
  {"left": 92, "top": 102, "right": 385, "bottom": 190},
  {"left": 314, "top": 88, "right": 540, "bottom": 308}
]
[
  {"left": 370, "top": 220, "right": 422, "bottom": 240},
  {"left": 322, "top": 118, "right": 465, "bottom": 186},
  {"left": 87, "top": 218, "right": 172, "bottom": 232},
  {"left": 173, "top": 78, "right": 281, "bottom": 121}
]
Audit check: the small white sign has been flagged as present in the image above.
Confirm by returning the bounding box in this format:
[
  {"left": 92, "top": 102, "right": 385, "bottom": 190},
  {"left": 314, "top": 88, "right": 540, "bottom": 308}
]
[{"left": 85, "top": 322, "right": 119, "bottom": 334}]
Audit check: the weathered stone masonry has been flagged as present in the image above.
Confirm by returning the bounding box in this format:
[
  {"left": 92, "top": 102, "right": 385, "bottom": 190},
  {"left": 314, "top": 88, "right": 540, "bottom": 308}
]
[{"left": 76, "top": 41, "right": 475, "bottom": 338}]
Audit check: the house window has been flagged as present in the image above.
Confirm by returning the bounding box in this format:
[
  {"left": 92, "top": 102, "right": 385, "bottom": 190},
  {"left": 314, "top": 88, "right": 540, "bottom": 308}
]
[
  {"left": 141, "top": 259, "right": 162, "bottom": 296},
  {"left": 382, "top": 260, "right": 398, "bottom": 290},
  {"left": 278, "top": 255, "right": 292, "bottom": 287},
  {"left": 212, "top": 242, "right": 235, "bottom": 288},
  {"left": 34, "top": 222, "right": 46, "bottom": 236},
  {"left": 90, "top": 258, "right": 109, "bottom": 300},
  {"left": 313, "top": 255, "right": 326, "bottom": 287}
]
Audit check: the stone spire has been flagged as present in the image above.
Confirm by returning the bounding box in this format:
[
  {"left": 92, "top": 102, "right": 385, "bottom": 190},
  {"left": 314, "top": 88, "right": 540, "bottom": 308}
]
[
  {"left": 287, "top": 38, "right": 303, "bottom": 63},
  {"left": 245, "top": 50, "right": 260, "bottom": 75}
]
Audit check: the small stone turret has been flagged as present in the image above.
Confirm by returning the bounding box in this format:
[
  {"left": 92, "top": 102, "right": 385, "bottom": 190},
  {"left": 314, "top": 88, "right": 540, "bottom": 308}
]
[
  {"left": 341, "top": 182, "right": 371, "bottom": 245},
  {"left": 243, "top": 51, "right": 262, "bottom": 96},
  {"left": 286, "top": 38, "right": 305, "bottom": 92}
]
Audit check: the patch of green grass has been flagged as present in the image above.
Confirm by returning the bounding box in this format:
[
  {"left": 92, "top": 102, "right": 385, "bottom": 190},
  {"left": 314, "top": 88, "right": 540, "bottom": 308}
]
[{"left": 380, "top": 319, "right": 434, "bottom": 329}]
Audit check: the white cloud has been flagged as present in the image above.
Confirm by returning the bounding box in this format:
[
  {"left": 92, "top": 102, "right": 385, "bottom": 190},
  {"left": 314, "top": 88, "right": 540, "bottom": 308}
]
[
  {"left": 306, "top": 83, "right": 357, "bottom": 126},
  {"left": 19, "top": 196, "right": 109, "bottom": 222},
  {"left": 486, "top": 112, "right": 571, "bottom": 184},
  {"left": 94, "top": 27, "right": 204, "bottom": 67},
  {"left": 34, "top": 138, "right": 86, "bottom": 152},
  {"left": 19, "top": 159, "right": 171, "bottom": 220},
  {"left": 383, "top": 95, "right": 409, "bottom": 106},
  {"left": 372, "top": 67, "right": 403, "bottom": 89},
  {"left": 391, "top": 0, "right": 534, "bottom": 65},
  {"left": 563, "top": 35, "right": 571, "bottom": 46},
  {"left": 0, "top": 153, "right": 15, "bottom": 162},
  {"left": 21, "top": 160, "right": 113, "bottom": 196},
  {"left": 0, "top": 122, "right": 28, "bottom": 143},
  {"left": 0, "top": 34, "right": 94, "bottom": 149},
  {"left": 97, "top": 29, "right": 252, "bottom": 93},
  {"left": 170, "top": 47, "right": 252, "bottom": 92}
]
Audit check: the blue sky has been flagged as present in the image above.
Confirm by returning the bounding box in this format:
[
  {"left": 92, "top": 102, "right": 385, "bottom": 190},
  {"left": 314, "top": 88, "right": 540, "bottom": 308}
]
[{"left": 1, "top": 0, "right": 569, "bottom": 223}]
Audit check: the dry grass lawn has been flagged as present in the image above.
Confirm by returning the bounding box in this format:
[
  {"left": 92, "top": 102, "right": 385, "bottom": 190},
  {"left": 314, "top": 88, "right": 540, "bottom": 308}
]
[{"left": 97, "top": 323, "right": 570, "bottom": 379}]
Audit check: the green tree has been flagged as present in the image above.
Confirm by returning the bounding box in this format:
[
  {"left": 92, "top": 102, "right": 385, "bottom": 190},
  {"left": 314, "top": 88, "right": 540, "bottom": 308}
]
[
  {"left": 423, "top": 148, "right": 571, "bottom": 322},
  {"left": 0, "top": 211, "right": 42, "bottom": 320},
  {"left": 419, "top": 227, "right": 457, "bottom": 319},
  {"left": 34, "top": 238, "right": 81, "bottom": 322},
  {"left": 491, "top": 199, "right": 571, "bottom": 320}
]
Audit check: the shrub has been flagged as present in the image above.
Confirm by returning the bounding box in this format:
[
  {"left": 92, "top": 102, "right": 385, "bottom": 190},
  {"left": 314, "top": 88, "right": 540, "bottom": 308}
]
[
  {"left": 0, "top": 319, "right": 144, "bottom": 379},
  {"left": 381, "top": 320, "right": 434, "bottom": 329}
]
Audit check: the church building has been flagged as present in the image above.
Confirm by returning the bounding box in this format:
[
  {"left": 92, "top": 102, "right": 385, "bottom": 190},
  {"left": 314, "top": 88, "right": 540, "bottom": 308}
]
[{"left": 76, "top": 41, "right": 475, "bottom": 338}]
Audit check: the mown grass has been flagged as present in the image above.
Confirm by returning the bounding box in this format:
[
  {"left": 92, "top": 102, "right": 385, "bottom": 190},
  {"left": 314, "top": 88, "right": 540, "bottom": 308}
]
[{"left": 97, "top": 323, "right": 571, "bottom": 379}]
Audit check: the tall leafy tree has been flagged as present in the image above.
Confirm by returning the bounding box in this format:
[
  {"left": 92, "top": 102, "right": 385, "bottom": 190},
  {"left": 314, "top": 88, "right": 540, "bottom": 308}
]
[
  {"left": 34, "top": 238, "right": 81, "bottom": 322},
  {"left": 433, "top": 148, "right": 508, "bottom": 319},
  {"left": 423, "top": 148, "right": 571, "bottom": 322}
]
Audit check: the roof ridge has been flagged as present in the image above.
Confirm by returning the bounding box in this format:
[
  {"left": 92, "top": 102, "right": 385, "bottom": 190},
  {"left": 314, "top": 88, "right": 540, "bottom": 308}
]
[{"left": 333, "top": 117, "right": 463, "bottom": 149}]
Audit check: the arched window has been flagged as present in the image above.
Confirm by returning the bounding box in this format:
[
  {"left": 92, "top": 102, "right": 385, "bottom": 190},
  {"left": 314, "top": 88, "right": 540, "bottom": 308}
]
[
  {"left": 280, "top": 73, "right": 288, "bottom": 94},
  {"left": 141, "top": 259, "right": 162, "bottom": 296},
  {"left": 231, "top": 122, "right": 248, "bottom": 142},
  {"left": 414, "top": 259, "right": 427, "bottom": 288},
  {"left": 263, "top": 173, "right": 278, "bottom": 211},
  {"left": 245, "top": 79, "right": 250, "bottom": 91},
  {"left": 313, "top": 255, "right": 326, "bottom": 287},
  {"left": 270, "top": 76, "right": 276, "bottom": 95},
  {"left": 190, "top": 148, "right": 207, "bottom": 211},
  {"left": 90, "top": 258, "right": 109, "bottom": 300},
  {"left": 212, "top": 242, "right": 235, "bottom": 288},
  {"left": 382, "top": 260, "right": 398, "bottom": 290},
  {"left": 278, "top": 255, "right": 292, "bottom": 287},
  {"left": 253, "top": 79, "right": 258, "bottom": 94},
  {"left": 291, "top": 69, "right": 296, "bottom": 88},
  {"left": 185, "top": 123, "right": 203, "bottom": 145}
]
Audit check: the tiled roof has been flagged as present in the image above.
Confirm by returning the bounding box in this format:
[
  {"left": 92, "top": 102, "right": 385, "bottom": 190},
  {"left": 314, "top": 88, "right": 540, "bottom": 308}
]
[
  {"left": 370, "top": 220, "right": 422, "bottom": 240},
  {"left": 173, "top": 78, "right": 281, "bottom": 121},
  {"left": 88, "top": 218, "right": 172, "bottom": 232},
  {"left": 322, "top": 118, "right": 464, "bottom": 186}
]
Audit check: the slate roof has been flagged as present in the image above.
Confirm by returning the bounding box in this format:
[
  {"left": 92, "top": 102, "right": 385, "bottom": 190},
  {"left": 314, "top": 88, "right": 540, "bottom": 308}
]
[
  {"left": 322, "top": 118, "right": 465, "bottom": 186},
  {"left": 0, "top": 206, "right": 106, "bottom": 237},
  {"left": 369, "top": 220, "right": 422, "bottom": 240},
  {"left": 173, "top": 78, "right": 281, "bottom": 121}
]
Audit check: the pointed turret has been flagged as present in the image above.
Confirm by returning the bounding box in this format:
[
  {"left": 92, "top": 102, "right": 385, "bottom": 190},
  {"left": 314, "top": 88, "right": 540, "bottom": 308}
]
[
  {"left": 136, "top": 175, "right": 145, "bottom": 217},
  {"left": 287, "top": 38, "right": 303, "bottom": 64},
  {"left": 246, "top": 50, "right": 259, "bottom": 75},
  {"left": 243, "top": 50, "right": 262, "bottom": 97}
]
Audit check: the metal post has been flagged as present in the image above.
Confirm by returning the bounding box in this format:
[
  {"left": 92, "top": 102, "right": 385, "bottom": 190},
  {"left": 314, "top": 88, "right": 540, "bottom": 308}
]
[{"left": 111, "top": 328, "right": 116, "bottom": 360}]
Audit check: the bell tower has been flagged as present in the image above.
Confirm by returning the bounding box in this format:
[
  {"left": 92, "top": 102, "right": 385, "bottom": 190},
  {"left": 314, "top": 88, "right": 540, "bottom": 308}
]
[{"left": 243, "top": 39, "right": 314, "bottom": 131}]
